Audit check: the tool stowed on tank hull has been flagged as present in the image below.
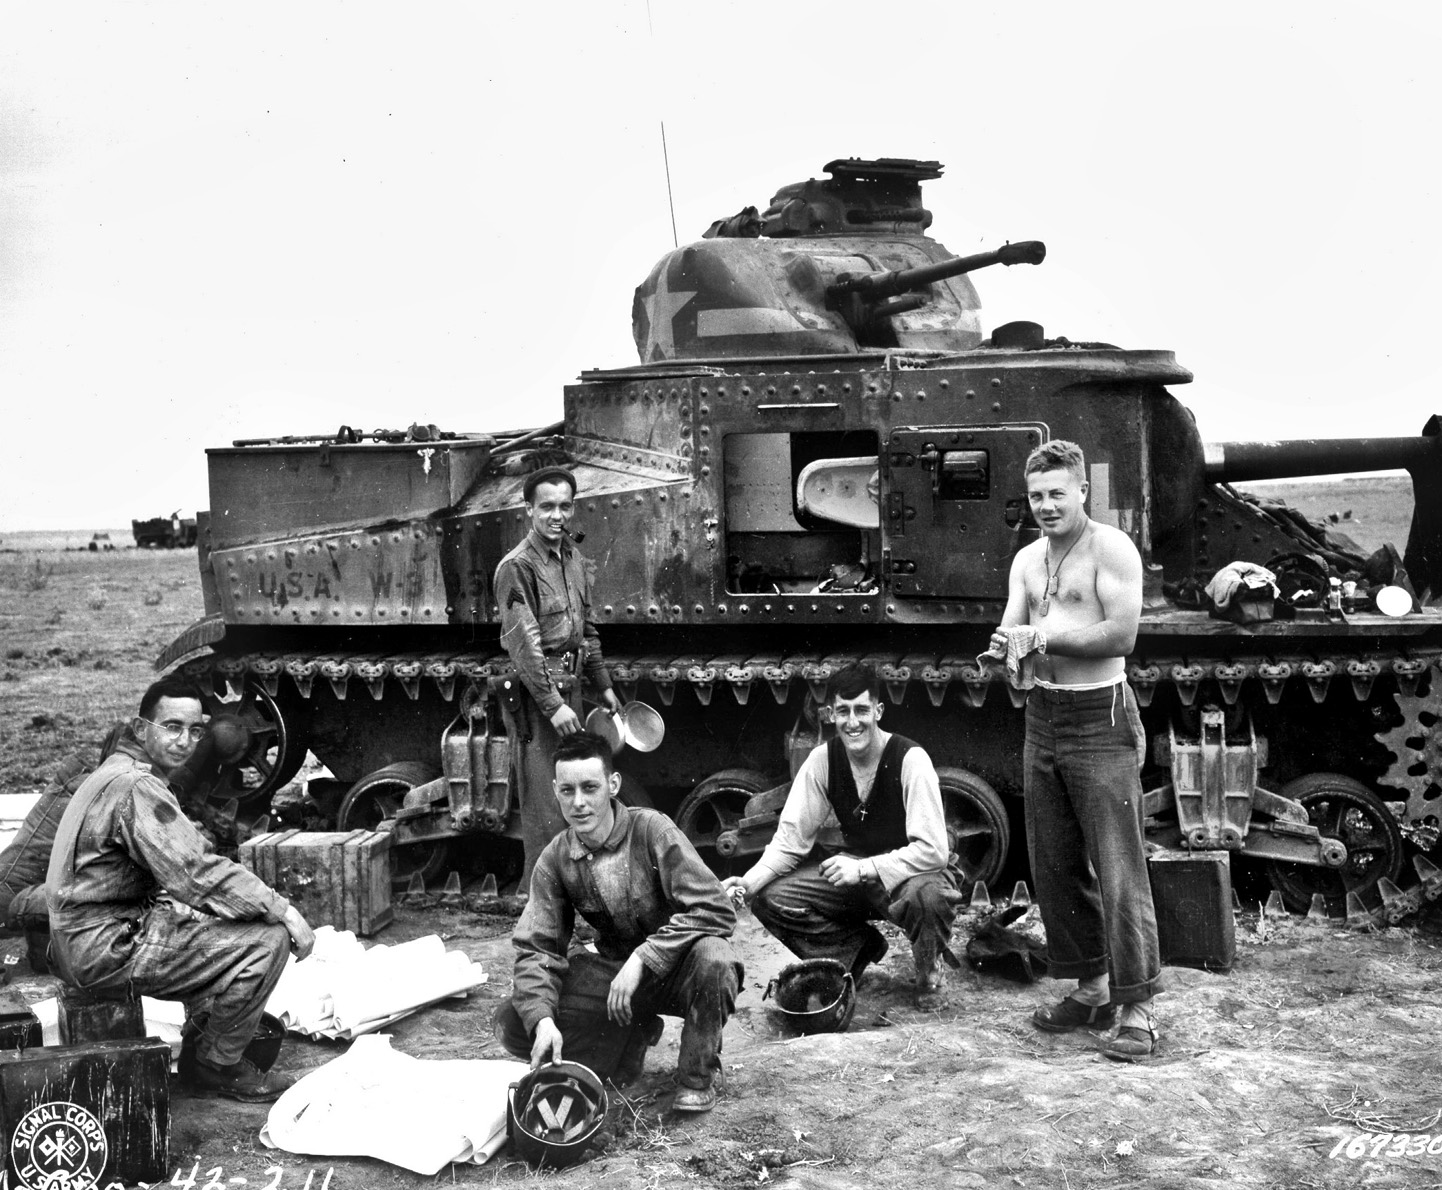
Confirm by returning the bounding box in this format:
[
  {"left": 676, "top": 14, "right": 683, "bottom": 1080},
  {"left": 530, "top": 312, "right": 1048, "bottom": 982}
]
[{"left": 159, "top": 158, "right": 1442, "bottom": 922}]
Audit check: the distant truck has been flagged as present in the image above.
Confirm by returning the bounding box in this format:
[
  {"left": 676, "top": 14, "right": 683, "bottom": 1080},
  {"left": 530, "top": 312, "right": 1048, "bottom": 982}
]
[{"left": 132, "top": 511, "right": 197, "bottom": 549}]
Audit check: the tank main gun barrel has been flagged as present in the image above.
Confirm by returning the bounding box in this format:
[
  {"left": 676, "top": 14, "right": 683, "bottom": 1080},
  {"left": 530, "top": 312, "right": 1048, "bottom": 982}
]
[
  {"left": 827, "top": 240, "right": 1047, "bottom": 302},
  {"left": 1203, "top": 429, "right": 1440, "bottom": 484},
  {"left": 1205, "top": 418, "right": 1442, "bottom": 594}
]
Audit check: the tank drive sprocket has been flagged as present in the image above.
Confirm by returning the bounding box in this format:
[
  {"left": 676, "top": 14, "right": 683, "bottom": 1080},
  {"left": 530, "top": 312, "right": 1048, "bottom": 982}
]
[{"left": 1375, "top": 681, "right": 1442, "bottom": 848}]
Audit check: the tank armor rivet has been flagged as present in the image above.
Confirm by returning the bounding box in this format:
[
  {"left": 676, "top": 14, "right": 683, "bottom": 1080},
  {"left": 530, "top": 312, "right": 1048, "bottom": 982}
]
[
  {"left": 739, "top": 605, "right": 750, "bottom": 614},
  {"left": 868, "top": 384, "right": 878, "bottom": 393},
  {"left": 660, "top": 492, "right": 668, "bottom": 501},
  {"left": 787, "top": 604, "right": 796, "bottom": 614},
  {"left": 377, "top": 609, "right": 386, "bottom": 617},
  {"left": 835, "top": 604, "right": 844, "bottom": 613},
  {"left": 700, "top": 387, "right": 709, "bottom": 396},
  {"left": 718, "top": 386, "right": 726, "bottom": 397},
  {"left": 371, "top": 536, "right": 380, "bottom": 545},
  {"left": 916, "top": 391, "right": 926, "bottom": 401},
  {"left": 965, "top": 390, "right": 976, "bottom": 399},
  {"left": 626, "top": 605, "right": 637, "bottom": 615},
  {"left": 680, "top": 405, "right": 692, "bottom": 418},
  {"left": 672, "top": 605, "right": 682, "bottom": 615},
  {"left": 892, "top": 393, "right": 903, "bottom": 402},
  {"left": 701, "top": 466, "right": 711, "bottom": 476},
  {"left": 764, "top": 603, "right": 773, "bottom": 613},
  {"left": 265, "top": 551, "right": 275, "bottom": 561},
  {"left": 699, "top": 405, "right": 709, "bottom": 416},
  {"left": 603, "top": 605, "right": 613, "bottom": 614},
  {"left": 694, "top": 604, "right": 705, "bottom": 614},
  {"left": 612, "top": 498, "right": 620, "bottom": 508},
  {"left": 940, "top": 379, "right": 950, "bottom": 389},
  {"left": 648, "top": 605, "right": 659, "bottom": 616},
  {"left": 810, "top": 604, "right": 819, "bottom": 613},
  {"left": 861, "top": 604, "right": 871, "bottom": 613},
  {"left": 634, "top": 495, "right": 643, "bottom": 504},
  {"left": 991, "top": 378, "right": 1002, "bottom": 387},
  {"left": 718, "top": 605, "right": 728, "bottom": 615},
  {"left": 767, "top": 386, "right": 777, "bottom": 396},
  {"left": 742, "top": 386, "right": 751, "bottom": 396},
  {"left": 991, "top": 402, "right": 1001, "bottom": 412},
  {"left": 887, "top": 604, "right": 896, "bottom": 614},
  {"left": 818, "top": 384, "right": 827, "bottom": 395},
  {"left": 792, "top": 385, "right": 802, "bottom": 395}
]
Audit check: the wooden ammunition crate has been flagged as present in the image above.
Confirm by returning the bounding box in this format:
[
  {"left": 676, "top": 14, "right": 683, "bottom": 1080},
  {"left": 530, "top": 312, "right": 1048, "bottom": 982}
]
[
  {"left": 240, "top": 828, "right": 394, "bottom": 936},
  {"left": 1147, "top": 848, "right": 1236, "bottom": 972},
  {"left": 0, "top": 1037, "right": 169, "bottom": 1188}
]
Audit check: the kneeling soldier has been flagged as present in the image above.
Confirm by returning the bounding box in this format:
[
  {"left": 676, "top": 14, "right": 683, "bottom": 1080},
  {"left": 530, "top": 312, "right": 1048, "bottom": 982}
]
[
  {"left": 494, "top": 732, "right": 742, "bottom": 1113},
  {"left": 723, "top": 662, "right": 959, "bottom": 1008}
]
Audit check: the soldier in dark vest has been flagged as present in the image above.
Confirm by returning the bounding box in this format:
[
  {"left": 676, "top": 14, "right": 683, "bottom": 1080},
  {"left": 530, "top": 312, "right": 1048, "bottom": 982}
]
[{"left": 723, "top": 663, "right": 959, "bottom": 1008}]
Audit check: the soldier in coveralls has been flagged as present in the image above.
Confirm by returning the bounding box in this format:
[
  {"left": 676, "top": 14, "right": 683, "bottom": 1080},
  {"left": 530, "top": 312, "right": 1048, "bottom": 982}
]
[
  {"left": 493, "top": 466, "right": 621, "bottom": 890},
  {"left": 723, "top": 662, "right": 960, "bottom": 1008},
  {"left": 494, "top": 731, "right": 741, "bottom": 1113}
]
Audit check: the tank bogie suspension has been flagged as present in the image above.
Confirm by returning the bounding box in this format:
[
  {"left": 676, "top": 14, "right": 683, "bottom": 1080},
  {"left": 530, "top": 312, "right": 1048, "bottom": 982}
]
[{"left": 186, "top": 647, "right": 1440, "bottom": 711}]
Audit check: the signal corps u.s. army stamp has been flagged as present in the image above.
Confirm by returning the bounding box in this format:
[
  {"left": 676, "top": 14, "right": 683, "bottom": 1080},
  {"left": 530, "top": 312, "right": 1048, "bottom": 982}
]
[{"left": 9, "top": 1099, "right": 109, "bottom": 1190}]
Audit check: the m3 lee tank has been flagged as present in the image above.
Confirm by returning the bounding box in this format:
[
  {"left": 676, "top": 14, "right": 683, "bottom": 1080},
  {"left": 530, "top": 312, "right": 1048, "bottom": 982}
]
[{"left": 160, "top": 157, "right": 1442, "bottom": 918}]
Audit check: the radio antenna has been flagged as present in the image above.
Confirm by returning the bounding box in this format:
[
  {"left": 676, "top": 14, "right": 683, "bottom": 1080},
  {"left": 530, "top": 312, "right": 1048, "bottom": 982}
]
[{"left": 661, "top": 121, "right": 678, "bottom": 248}]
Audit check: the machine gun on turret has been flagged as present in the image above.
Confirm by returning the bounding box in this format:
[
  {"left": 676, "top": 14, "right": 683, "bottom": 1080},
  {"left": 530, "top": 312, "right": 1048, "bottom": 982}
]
[{"left": 827, "top": 241, "right": 1047, "bottom": 338}]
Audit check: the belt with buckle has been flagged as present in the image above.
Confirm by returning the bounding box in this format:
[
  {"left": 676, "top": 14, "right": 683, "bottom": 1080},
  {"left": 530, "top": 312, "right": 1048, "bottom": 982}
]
[{"left": 544, "top": 651, "right": 579, "bottom": 676}]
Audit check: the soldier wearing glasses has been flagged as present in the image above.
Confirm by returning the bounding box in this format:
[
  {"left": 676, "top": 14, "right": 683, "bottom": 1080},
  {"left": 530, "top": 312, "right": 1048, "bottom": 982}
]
[{"left": 46, "top": 675, "right": 316, "bottom": 1102}]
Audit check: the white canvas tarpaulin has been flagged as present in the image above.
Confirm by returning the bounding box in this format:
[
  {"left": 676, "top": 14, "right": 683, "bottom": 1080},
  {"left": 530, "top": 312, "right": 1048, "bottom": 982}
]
[
  {"left": 260, "top": 1035, "right": 528, "bottom": 1173},
  {"left": 265, "top": 926, "right": 487, "bottom": 1040}
]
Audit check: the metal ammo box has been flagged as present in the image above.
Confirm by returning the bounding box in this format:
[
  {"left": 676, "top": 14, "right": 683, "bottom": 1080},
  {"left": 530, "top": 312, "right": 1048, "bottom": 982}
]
[{"left": 1147, "top": 849, "right": 1236, "bottom": 972}]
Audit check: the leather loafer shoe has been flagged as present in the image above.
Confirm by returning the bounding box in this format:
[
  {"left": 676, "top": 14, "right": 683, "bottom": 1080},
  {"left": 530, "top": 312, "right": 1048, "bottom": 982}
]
[
  {"left": 187, "top": 1056, "right": 295, "bottom": 1103},
  {"left": 1032, "top": 996, "right": 1117, "bottom": 1034},
  {"left": 1100, "top": 1019, "right": 1158, "bottom": 1062},
  {"left": 673, "top": 1083, "right": 717, "bottom": 1113}
]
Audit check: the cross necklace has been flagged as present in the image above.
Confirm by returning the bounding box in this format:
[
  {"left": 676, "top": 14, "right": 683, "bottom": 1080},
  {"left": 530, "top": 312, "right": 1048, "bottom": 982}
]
[{"left": 1039, "top": 521, "right": 1089, "bottom": 618}]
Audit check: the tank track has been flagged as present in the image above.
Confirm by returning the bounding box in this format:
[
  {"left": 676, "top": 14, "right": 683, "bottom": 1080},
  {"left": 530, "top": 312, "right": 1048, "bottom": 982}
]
[
  {"left": 180, "top": 644, "right": 1442, "bottom": 922},
  {"left": 180, "top": 645, "right": 1441, "bottom": 713}
]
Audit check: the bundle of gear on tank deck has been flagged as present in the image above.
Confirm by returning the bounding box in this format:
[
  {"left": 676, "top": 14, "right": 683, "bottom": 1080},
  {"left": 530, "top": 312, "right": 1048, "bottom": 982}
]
[{"left": 146, "top": 153, "right": 1441, "bottom": 930}]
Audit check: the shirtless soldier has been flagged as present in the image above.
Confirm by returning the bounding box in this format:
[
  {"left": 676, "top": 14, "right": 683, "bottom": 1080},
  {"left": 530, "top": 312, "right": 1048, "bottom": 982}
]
[{"left": 990, "top": 439, "right": 1162, "bottom": 1061}]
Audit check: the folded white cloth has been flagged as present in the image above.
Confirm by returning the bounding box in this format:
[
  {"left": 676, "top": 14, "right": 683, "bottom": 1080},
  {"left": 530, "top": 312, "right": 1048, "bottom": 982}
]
[
  {"left": 261, "top": 1034, "right": 528, "bottom": 1173},
  {"left": 266, "top": 926, "right": 487, "bottom": 1040}
]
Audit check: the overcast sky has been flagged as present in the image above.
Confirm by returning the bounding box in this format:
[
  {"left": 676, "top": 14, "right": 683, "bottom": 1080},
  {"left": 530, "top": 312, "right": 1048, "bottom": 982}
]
[{"left": 2, "top": 2, "right": 1439, "bottom": 531}]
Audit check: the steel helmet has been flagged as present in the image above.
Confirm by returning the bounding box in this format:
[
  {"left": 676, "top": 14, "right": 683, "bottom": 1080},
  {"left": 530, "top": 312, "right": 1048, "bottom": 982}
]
[
  {"left": 763, "top": 958, "right": 857, "bottom": 1034},
  {"left": 507, "top": 1061, "right": 609, "bottom": 1168}
]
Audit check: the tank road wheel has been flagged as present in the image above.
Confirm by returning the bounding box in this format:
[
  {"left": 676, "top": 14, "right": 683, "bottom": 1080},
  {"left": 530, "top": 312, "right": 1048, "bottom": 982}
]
[
  {"left": 1267, "top": 773, "right": 1405, "bottom": 915},
  {"left": 675, "top": 768, "right": 772, "bottom": 876},
  {"left": 338, "top": 762, "right": 451, "bottom": 892},
  {"left": 205, "top": 681, "right": 308, "bottom": 812},
  {"left": 936, "top": 767, "right": 1010, "bottom": 889}
]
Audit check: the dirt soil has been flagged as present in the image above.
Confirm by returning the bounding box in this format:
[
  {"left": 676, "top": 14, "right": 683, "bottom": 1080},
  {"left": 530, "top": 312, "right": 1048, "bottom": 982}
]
[{"left": 3, "top": 489, "right": 1440, "bottom": 1190}]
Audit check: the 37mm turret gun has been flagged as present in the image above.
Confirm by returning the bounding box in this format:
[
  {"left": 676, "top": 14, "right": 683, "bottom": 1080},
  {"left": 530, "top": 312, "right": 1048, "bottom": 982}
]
[{"left": 828, "top": 240, "right": 1047, "bottom": 335}]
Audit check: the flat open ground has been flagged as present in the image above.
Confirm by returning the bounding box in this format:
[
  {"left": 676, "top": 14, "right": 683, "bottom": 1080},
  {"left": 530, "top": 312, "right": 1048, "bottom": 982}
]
[{"left": 3, "top": 478, "right": 1441, "bottom": 1189}]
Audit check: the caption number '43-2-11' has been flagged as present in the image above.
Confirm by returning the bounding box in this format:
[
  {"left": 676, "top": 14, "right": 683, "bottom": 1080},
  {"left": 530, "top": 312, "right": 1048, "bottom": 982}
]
[{"left": 171, "top": 1163, "right": 335, "bottom": 1189}]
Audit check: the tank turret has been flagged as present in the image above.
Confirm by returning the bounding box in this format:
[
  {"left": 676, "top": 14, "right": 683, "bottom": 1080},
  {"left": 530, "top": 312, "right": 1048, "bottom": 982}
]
[{"left": 632, "top": 158, "right": 1043, "bottom": 361}]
